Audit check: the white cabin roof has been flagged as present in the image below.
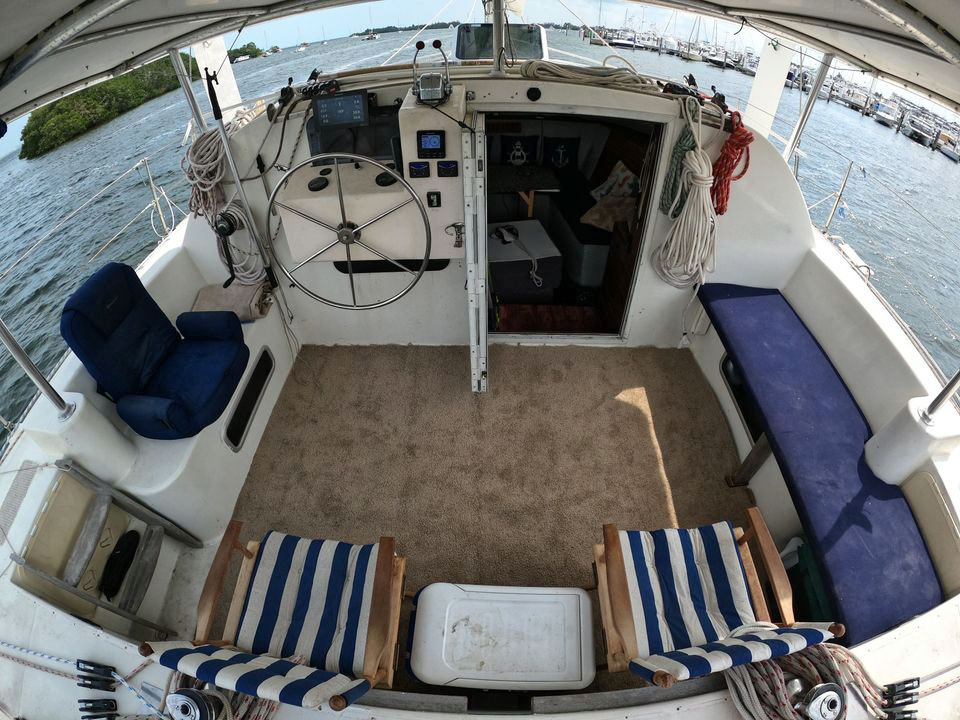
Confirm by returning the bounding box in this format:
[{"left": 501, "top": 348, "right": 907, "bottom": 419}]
[{"left": 1, "top": 0, "right": 959, "bottom": 120}]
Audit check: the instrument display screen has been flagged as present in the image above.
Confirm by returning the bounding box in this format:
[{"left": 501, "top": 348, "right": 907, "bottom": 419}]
[
  {"left": 312, "top": 90, "right": 369, "bottom": 128},
  {"left": 421, "top": 133, "right": 442, "bottom": 150},
  {"left": 417, "top": 130, "right": 446, "bottom": 159}
]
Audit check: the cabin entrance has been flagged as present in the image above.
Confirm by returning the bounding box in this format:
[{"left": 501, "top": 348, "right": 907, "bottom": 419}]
[{"left": 483, "top": 113, "right": 661, "bottom": 336}]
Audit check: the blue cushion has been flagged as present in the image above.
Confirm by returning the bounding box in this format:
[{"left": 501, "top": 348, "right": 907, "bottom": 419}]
[
  {"left": 151, "top": 642, "right": 370, "bottom": 709},
  {"left": 618, "top": 523, "right": 756, "bottom": 657},
  {"left": 628, "top": 626, "right": 835, "bottom": 682},
  {"left": 61, "top": 263, "right": 249, "bottom": 440},
  {"left": 235, "top": 532, "right": 380, "bottom": 677},
  {"left": 177, "top": 311, "right": 244, "bottom": 343},
  {"left": 61, "top": 263, "right": 179, "bottom": 399},
  {"left": 698, "top": 283, "right": 942, "bottom": 645}
]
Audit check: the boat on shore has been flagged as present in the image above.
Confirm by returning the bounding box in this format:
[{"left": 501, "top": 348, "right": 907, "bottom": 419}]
[{"left": 0, "top": 4, "right": 959, "bottom": 720}]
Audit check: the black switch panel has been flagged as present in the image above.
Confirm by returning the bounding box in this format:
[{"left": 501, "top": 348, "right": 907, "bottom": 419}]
[
  {"left": 408, "top": 161, "right": 430, "bottom": 178},
  {"left": 426, "top": 191, "right": 441, "bottom": 208},
  {"left": 437, "top": 161, "right": 459, "bottom": 177}
]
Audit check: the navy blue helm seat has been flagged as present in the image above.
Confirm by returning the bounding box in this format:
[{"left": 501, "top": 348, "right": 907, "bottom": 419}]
[{"left": 61, "top": 262, "right": 249, "bottom": 440}]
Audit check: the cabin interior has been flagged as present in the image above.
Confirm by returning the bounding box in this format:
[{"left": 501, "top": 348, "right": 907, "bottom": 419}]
[{"left": 483, "top": 113, "right": 659, "bottom": 335}]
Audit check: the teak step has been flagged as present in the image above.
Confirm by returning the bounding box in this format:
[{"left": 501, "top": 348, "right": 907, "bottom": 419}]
[
  {"left": 63, "top": 492, "right": 112, "bottom": 586},
  {"left": 117, "top": 525, "right": 163, "bottom": 613}
]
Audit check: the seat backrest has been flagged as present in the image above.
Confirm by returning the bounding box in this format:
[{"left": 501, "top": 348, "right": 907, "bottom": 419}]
[
  {"left": 610, "top": 522, "right": 756, "bottom": 657},
  {"left": 61, "top": 263, "right": 179, "bottom": 400}
]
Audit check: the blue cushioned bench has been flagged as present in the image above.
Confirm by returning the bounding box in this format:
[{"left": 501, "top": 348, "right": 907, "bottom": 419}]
[{"left": 698, "top": 283, "right": 942, "bottom": 646}]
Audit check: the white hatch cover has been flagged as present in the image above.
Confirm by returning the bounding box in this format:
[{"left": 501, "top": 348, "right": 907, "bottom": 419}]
[{"left": 409, "top": 582, "right": 595, "bottom": 690}]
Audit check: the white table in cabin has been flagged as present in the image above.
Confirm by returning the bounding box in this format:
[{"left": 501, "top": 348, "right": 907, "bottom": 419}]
[{"left": 409, "top": 583, "right": 595, "bottom": 690}]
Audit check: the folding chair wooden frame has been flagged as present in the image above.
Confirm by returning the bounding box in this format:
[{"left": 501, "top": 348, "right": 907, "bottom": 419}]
[
  {"left": 592, "top": 506, "right": 843, "bottom": 687},
  {"left": 193, "top": 521, "right": 407, "bottom": 709}
]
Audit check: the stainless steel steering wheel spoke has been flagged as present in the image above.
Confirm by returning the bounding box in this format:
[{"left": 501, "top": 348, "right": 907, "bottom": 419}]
[
  {"left": 354, "top": 239, "right": 417, "bottom": 275},
  {"left": 274, "top": 201, "right": 338, "bottom": 233},
  {"left": 355, "top": 197, "right": 414, "bottom": 231},
  {"left": 344, "top": 244, "right": 358, "bottom": 307},
  {"left": 333, "top": 158, "right": 348, "bottom": 226},
  {"left": 290, "top": 238, "right": 340, "bottom": 272}
]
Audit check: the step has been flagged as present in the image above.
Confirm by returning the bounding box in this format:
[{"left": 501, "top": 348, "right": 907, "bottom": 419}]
[
  {"left": 116, "top": 524, "right": 163, "bottom": 613},
  {"left": 63, "top": 492, "right": 111, "bottom": 586}
]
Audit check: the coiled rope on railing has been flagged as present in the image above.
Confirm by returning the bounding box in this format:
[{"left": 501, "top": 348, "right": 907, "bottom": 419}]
[
  {"left": 711, "top": 111, "right": 754, "bottom": 215},
  {"left": 653, "top": 96, "right": 718, "bottom": 289},
  {"left": 181, "top": 108, "right": 258, "bottom": 223}
]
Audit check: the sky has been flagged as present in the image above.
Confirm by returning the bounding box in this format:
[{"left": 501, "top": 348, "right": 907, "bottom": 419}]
[
  {"left": 0, "top": 0, "right": 955, "bottom": 156},
  {"left": 232, "top": 0, "right": 767, "bottom": 51}
]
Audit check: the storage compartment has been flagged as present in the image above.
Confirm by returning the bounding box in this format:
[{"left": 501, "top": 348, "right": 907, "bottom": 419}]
[
  {"left": 225, "top": 348, "right": 274, "bottom": 451},
  {"left": 409, "top": 583, "right": 595, "bottom": 690}
]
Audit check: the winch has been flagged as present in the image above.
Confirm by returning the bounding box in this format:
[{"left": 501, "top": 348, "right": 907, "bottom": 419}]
[{"left": 165, "top": 687, "right": 226, "bottom": 720}]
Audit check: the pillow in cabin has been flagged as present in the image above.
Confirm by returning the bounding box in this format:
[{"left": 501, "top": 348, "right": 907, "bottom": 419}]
[
  {"left": 542, "top": 137, "right": 580, "bottom": 170},
  {"left": 500, "top": 135, "right": 538, "bottom": 166},
  {"left": 581, "top": 161, "right": 639, "bottom": 231}
]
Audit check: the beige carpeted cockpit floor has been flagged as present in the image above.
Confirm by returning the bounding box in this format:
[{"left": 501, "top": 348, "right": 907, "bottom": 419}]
[{"left": 229, "top": 344, "right": 751, "bottom": 691}]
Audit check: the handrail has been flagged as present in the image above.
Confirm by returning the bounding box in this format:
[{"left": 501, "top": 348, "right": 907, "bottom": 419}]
[
  {"left": 922, "top": 369, "right": 960, "bottom": 422},
  {"left": 0, "top": 317, "right": 72, "bottom": 418}
]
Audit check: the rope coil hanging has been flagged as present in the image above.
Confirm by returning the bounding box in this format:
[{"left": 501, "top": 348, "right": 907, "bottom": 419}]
[
  {"left": 653, "top": 96, "right": 718, "bottom": 289},
  {"left": 181, "top": 108, "right": 258, "bottom": 223},
  {"left": 711, "top": 111, "right": 754, "bottom": 215}
]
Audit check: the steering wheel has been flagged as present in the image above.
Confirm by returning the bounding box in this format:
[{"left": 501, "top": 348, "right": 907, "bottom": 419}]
[{"left": 265, "top": 152, "right": 431, "bottom": 310}]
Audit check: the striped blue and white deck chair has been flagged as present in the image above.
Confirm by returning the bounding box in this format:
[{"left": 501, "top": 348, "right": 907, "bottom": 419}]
[
  {"left": 142, "top": 522, "right": 406, "bottom": 711},
  {"left": 593, "top": 507, "right": 843, "bottom": 687}
]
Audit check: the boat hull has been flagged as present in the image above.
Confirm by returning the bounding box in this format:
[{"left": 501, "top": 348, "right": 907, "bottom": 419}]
[{"left": 904, "top": 128, "right": 934, "bottom": 146}]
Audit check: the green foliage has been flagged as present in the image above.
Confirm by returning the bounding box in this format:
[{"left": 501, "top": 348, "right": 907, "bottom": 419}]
[
  {"left": 361, "top": 21, "right": 459, "bottom": 34},
  {"left": 228, "top": 42, "right": 263, "bottom": 62},
  {"left": 19, "top": 54, "right": 199, "bottom": 160}
]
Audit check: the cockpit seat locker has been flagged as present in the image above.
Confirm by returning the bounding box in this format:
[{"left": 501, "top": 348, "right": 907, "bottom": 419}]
[{"left": 697, "top": 283, "right": 943, "bottom": 645}]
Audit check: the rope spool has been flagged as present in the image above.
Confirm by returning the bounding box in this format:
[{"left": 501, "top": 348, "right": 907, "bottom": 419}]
[{"left": 711, "top": 111, "right": 754, "bottom": 215}]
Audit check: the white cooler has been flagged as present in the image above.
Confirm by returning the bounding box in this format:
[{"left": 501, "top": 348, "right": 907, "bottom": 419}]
[{"left": 409, "top": 583, "right": 595, "bottom": 690}]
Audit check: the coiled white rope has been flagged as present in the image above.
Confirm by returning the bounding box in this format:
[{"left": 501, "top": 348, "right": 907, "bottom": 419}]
[
  {"left": 520, "top": 59, "right": 659, "bottom": 92},
  {"left": 181, "top": 108, "right": 259, "bottom": 224},
  {"left": 181, "top": 108, "right": 266, "bottom": 283},
  {"left": 217, "top": 202, "right": 266, "bottom": 285},
  {"left": 720, "top": 623, "right": 900, "bottom": 720},
  {"left": 653, "top": 96, "right": 717, "bottom": 289}
]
